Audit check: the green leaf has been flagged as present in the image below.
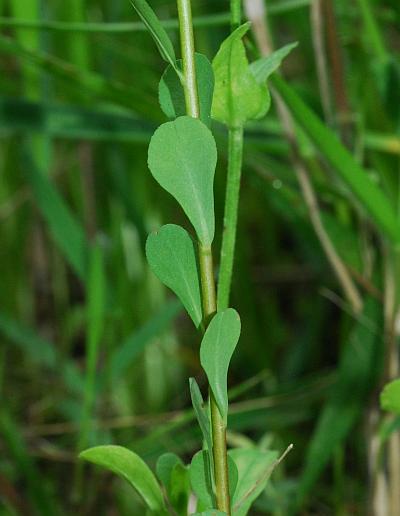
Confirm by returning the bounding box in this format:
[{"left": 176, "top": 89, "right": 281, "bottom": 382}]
[
  {"left": 156, "top": 452, "right": 183, "bottom": 489},
  {"left": 79, "top": 445, "right": 167, "bottom": 513},
  {"left": 157, "top": 453, "right": 190, "bottom": 515},
  {"left": 130, "top": 0, "right": 181, "bottom": 78},
  {"left": 380, "top": 379, "right": 400, "bottom": 414},
  {"left": 200, "top": 309, "right": 241, "bottom": 420},
  {"left": 230, "top": 448, "right": 279, "bottom": 516},
  {"left": 146, "top": 225, "right": 202, "bottom": 328},
  {"left": 297, "top": 298, "right": 382, "bottom": 506},
  {"left": 249, "top": 42, "right": 298, "bottom": 83},
  {"left": 190, "top": 450, "right": 214, "bottom": 510},
  {"left": 193, "top": 512, "right": 227, "bottom": 516},
  {"left": 271, "top": 74, "right": 400, "bottom": 245},
  {"left": 212, "top": 22, "right": 270, "bottom": 127},
  {"left": 148, "top": 116, "right": 217, "bottom": 245},
  {"left": 159, "top": 53, "right": 214, "bottom": 127},
  {"left": 189, "top": 378, "right": 213, "bottom": 456}
]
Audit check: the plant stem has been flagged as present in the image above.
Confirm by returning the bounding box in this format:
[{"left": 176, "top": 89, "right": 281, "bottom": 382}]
[
  {"left": 176, "top": 0, "right": 231, "bottom": 512},
  {"left": 230, "top": 0, "right": 242, "bottom": 29},
  {"left": 218, "top": 126, "right": 244, "bottom": 310},
  {"left": 177, "top": 0, "right": 199, "bottom": 118}
]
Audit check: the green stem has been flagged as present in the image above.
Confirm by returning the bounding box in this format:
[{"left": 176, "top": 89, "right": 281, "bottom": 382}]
[
  {"left": 230, "top": 0, "right": 242, "bottom": 29},
  {"left": 217, "top": 126, "right": 244, "bottom": 311},
  {"left": 177, "top": 0, "right": 200, "bottom": 118},
  {"left": 176, "top": 0, "right": 231, "bottom": 512}
]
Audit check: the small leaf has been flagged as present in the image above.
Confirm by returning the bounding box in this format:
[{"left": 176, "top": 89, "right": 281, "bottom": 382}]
[
  {"left": 79, "top": 445, "right": 167, "bottom": 513},
  {"left": 130, "top": 0, "right": 181, "bottom": 78},
  {"left": 190, "top": 450, "right": 214, "bottom": 510},
  {"left": 189, "top": 378, "right": 213, "bottom": 461},
  {"left": 212, "top": 22, "right": 269, "bottom": 127},
  {"left": 230, "top": 448, "right": 278, "bottom": 516},
  {"left": 157, "top": 453, "right": 190, "bottom": 515},
  {"left": 249, "top": 42, "right": 298, "bottom": 83},
  {"left": 156, "top": 452, "right": 183, "bottom": 489},
  {"left": 200, "top": 309, "right": 241, "bottom": 420},
  {"left": 146, "top": 225, "right": 202, "bottom": 328},
  {"left": 193, "top": 512, "right": 227, "bottom": 515},
  {"left": 159, "top": 53, "right": 214, "bottom": 127},
  {"left": 380, "top": 379, "right": 400, "bottom": 414},
  {"left": 148, "top": 116, "right": 217, "bottom": 246}
]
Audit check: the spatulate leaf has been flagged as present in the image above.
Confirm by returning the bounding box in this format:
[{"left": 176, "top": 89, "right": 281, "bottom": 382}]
[
  {"left": 148, "top": 116, "right": 217, "bottom": 246},
  {"left": 79, "top": 445, "right": 167, "bottom": 513},
  {"left": 146, "top": 224, "right": 202, "bottom": 328},
  {"left": 200, "top": 309, "right": 241, "bottom": 421}
]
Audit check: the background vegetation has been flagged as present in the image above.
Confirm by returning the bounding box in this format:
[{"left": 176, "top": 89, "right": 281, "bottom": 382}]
[{"left": 1, "top": 0, "right": 400, "bottom": 514}]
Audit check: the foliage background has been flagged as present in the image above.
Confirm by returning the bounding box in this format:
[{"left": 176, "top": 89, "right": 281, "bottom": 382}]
[{"left": 1, "top": 0, "right": 399, "bottom": 514}]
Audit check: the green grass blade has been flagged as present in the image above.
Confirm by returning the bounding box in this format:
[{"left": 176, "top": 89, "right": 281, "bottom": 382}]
[
  {"left": 108, "top": 299, "right": 181, "bottom": 384},
  {"left": 271, "top": 74, "right": 400, "bottom": 244},
  {"left": 297, "top": 298, "right": 382, "bottom": 506},
  {"left": 24, "top": 152, "right": 88, "bottom": 279}
]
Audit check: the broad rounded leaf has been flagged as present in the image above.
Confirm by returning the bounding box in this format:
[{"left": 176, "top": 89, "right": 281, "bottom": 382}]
[
  {"left": 157, "top": 453, "right": 190, "bottom": 515},
  {"left": 148, "top": 116, "right": 217, "bottom": 245},
  {"left": 200, "top": 309, "right": 241, "bottom": 420},
  {"left": 79, "top": 445, "right": 166, "bottom": 513},
  {"left": 212, "top": 23, "right": 269, "bottom": 127},
  {"left": 380, "top": 379, "right": 400, "bottom": 414},
  {"left": 146, "top": 224, "right": 202, "bottom": 327},
  {"left": 159, "top": 53, "right": 214, "bottom": 127},
  {"left": 230, "top": 448, "right": 278, "bottom": 516}
]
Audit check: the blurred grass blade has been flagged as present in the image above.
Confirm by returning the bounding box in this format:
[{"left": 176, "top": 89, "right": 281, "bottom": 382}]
[
  {"left": 108, "top": 299, "right": 181, "bottom": 384},
  {"left": 0, "top": 311, "right": 83, "bottom": 394},
  {"left": 78, "top": 243, "right": 106, "bottom": 451},
  {"left": 0, "top": 97, "right": 155, "bottom": 141},
  {"left": 22, "top": 147, "right": 88, "bottom": 279},
  {"left": 297, "top": 297, "right": 382, "bottom": 506},
  {"left": 271, "top": 74, "right": 400, "bottom": 244},
  {"left": 0, "top": 409, "right": 58, "bottom": 515},
  {"left": 0, "top": 34, "right": 153, "bottom": 114}
]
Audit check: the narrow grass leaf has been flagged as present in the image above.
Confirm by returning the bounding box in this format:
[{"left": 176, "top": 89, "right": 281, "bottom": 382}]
[
  {"left": 148, "top": 116, "right": 217, "bottom": 246},
  {"left": 212, "top": 23, "right": 270, "bottom": 127},
  {"left": 249, "top": 42, "right": 298, "bottom": 83},
  {"left": 0, "top": 311, "right": 83, "bottom": 394},
  {"left": 80, "top": 445, "right": 167, "bottom": 513},
  {"left": 271, "top": 74, "right": 400, "bottom": 244},
  {"left": 380, "top": 379, "right": 400, "bottom": 414},
  {"left": 108, "top": 299, "right": 181, "bottom": 384},
  {"left": 146, "top": 224, "right": 202, "bottom": 328},
  {"left": 159, "top": 53, "right": 214, "bottom": 127},
  {"left": 297, "top": 297, "right": 381, "bottom": 505},
  {"left": 130, "top": 0, "right": 181, "bottom": 77},
  {"left": 24, "top": 150, "right": 88, "bottom": 279},
  {"left": 200, "top": 309, "right": 241, "bottom": 421},
  {"left": 0, "top": 96, "right": 155, "bottom": 142}
]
